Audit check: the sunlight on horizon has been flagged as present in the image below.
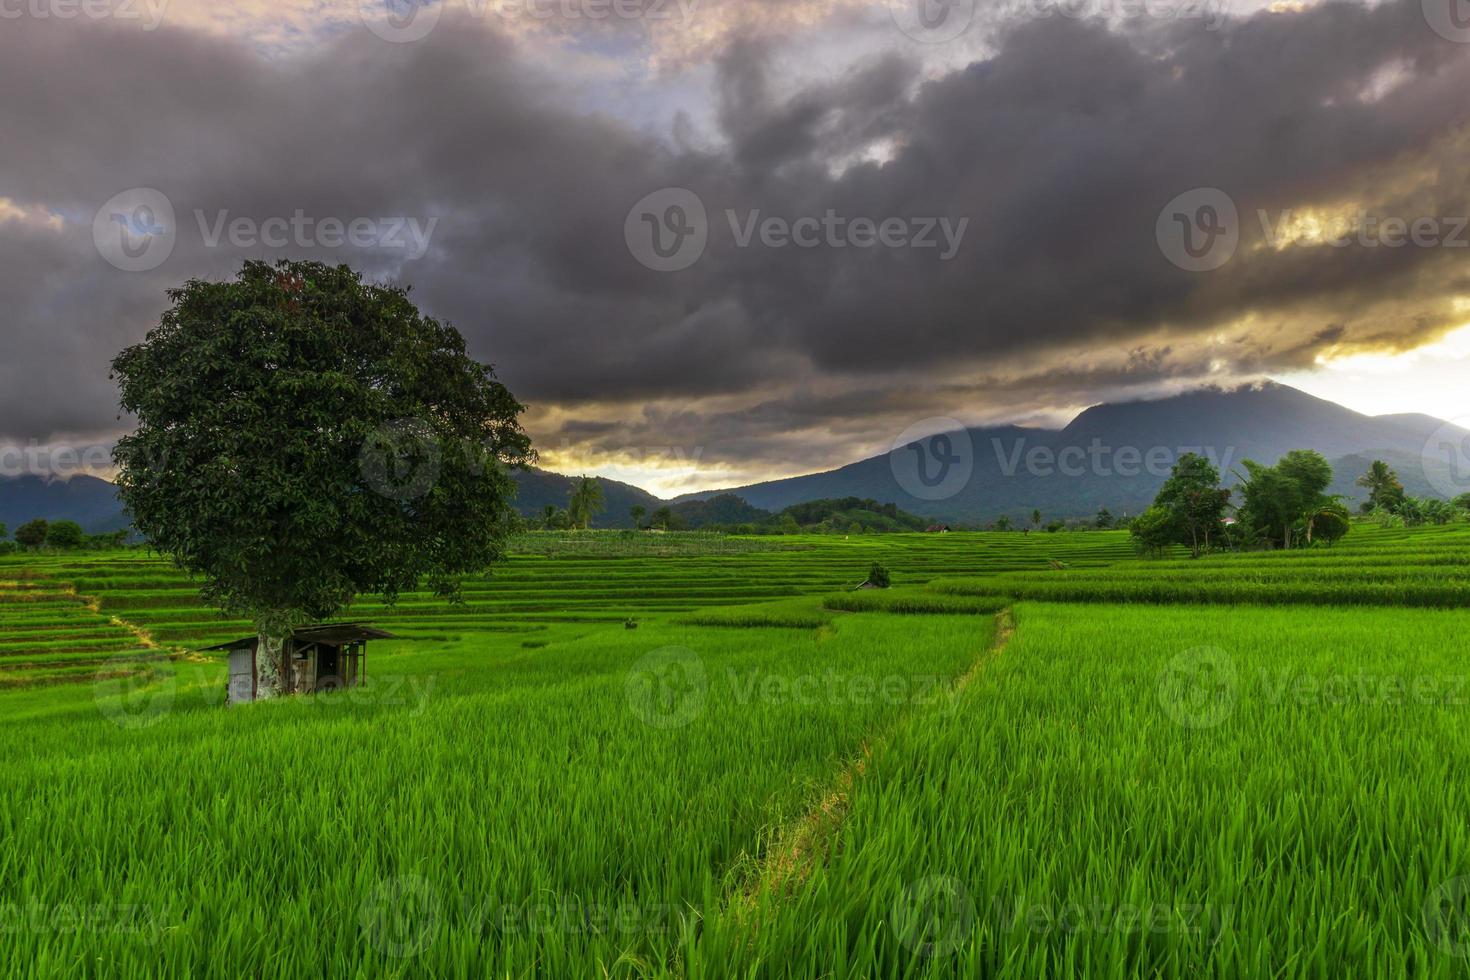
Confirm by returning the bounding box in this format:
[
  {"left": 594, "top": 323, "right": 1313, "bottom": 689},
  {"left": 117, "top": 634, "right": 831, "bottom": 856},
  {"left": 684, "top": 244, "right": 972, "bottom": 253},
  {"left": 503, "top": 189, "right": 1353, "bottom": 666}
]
[
  {"left": 1273, "top": 322, "right": 1470, "bottom": 426},
  {"left": 552, "top": 327, "right": 1470, "bottom": 498}
]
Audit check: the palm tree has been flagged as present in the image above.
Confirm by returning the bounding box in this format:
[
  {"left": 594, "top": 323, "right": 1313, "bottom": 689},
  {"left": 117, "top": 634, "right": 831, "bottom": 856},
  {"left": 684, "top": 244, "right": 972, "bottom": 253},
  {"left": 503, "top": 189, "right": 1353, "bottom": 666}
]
[
  {"left": 540, "top": 505, "right": 557, "bottom": 530},
  {"left": 1301, "top": 498, "right": 1350, "bottom": 545},
  {"left": 1356, "top": 460, "right": 1405, "bottom": 513},
  {"left": 567, "top": 476, "right": 605, "bottom": 530},
  {"left": 1031, "top": 509, "right": 1042, "bottom": 529},
  {"left": 630, "top": 505, "right": 646, "bottom": 529}
]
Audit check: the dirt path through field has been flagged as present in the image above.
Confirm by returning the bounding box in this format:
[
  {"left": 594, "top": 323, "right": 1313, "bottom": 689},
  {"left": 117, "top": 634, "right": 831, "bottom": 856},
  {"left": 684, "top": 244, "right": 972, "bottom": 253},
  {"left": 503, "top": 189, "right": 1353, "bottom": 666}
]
[{"left": 726, "top": 607, "right": 1016, "bottom": 914}]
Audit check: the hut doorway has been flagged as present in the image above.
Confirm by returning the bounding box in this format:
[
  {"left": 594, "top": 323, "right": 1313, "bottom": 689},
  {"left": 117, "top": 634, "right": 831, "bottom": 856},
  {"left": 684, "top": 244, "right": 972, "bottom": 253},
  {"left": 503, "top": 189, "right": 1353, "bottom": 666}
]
[{"left": 317, "top": 646, "right": 343, "bottom": 691}]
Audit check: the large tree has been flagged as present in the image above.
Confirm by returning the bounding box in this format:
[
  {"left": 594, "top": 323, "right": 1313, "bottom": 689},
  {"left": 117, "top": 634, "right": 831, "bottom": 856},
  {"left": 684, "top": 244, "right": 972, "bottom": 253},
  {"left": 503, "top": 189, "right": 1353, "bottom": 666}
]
[
  {"left": 1128, "top": 506, "right": 1176, "bottom": 557},
  {"left": 46, "top": 521, "right": 85, "bottom": 549},
  {"left": 1237, "top": 450, "right": 1343, "bottom": 549},
  {"left": 112, "top": 260, "right": 532, "bottom": 697},
  {"left": 14, "top": 519, "right": 47, "bottom": 551},
  {"left": 1279, "top": 450, "right": 1339, "bottom": 545},
  {"left": 1152, "top": 452, "right": 1231, "bottom": 557}
]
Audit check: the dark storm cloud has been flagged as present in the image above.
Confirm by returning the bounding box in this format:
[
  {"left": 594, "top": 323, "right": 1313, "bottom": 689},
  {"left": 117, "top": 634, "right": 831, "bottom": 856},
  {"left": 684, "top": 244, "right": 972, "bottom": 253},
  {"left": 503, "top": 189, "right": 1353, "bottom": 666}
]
[{"left": 2, "top": 0, "right": 1469, "bottom": 479}]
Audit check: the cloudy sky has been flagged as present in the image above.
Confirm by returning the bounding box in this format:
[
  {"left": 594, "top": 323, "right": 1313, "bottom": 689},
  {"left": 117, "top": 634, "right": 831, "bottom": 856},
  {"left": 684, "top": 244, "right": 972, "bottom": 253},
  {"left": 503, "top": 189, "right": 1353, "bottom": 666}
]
[{"left": 3, "top": 0, "right": 1470, "bottom": 494}]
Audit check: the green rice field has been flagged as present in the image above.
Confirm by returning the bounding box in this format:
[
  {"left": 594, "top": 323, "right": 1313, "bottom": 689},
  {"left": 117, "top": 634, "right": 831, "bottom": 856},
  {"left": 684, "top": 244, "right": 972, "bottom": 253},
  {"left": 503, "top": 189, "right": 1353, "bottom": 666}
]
[{"left": 2, "top": 524, "right": 1469, "bottom": 977}]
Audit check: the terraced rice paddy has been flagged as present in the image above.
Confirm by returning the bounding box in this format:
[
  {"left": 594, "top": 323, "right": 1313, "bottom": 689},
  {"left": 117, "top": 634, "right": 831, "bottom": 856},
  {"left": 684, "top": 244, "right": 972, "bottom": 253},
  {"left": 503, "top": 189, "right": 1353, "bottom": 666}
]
[
  {"left": 0, "top": 575, "right": 170, "bottom": 688},
  {"left": 1, "top": 524, "right": 1468, "bottom": 977}
]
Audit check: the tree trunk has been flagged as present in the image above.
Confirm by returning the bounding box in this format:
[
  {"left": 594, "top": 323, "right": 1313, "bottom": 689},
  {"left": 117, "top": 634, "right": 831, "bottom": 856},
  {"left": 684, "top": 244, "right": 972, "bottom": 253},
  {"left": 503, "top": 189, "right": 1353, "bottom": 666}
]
[{"left": 254, "top": 630, "right": 288, "bottom": 699}]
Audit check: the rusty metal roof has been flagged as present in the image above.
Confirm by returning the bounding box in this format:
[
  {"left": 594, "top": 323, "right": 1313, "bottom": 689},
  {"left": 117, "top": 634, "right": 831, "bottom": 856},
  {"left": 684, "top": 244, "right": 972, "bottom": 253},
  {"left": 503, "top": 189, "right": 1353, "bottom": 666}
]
[{"left": 200, "top": 623, "right": 400, "bottom": 652}]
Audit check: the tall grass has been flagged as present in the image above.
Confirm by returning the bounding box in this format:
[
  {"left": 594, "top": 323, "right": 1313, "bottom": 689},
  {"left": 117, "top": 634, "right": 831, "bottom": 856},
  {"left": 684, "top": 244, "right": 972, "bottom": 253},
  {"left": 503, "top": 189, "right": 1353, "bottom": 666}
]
[
  {"left": 690, "top": 603, "right": 1470, "bottom": 978},
  {"left": 2, "top": 524, "right": 1467, "bottom": 976}
]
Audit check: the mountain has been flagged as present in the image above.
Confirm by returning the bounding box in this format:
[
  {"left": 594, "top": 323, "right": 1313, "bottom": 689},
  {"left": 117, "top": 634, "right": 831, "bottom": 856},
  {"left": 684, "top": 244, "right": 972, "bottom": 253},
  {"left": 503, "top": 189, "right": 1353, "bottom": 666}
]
[
  {"left": 0, "top": 467, "right": 663, "bottom": 537},
  {"left": 664, "top": 494, "right": 930, "bottom": 532},
  {"left": 508, "top": 467, "right": 662, "bottom": 528},
  {"left": 0, "top": 475, "right": 128, "bottom": 534},
  {"left": 668, "top": 493, "right": 772, "bottom": 528},
  {"left": 676, "top": 383, "right": 1470, "bottom": 524},
  {"left": 5, "top": 384, "right": 1465, "bottom": 534}
]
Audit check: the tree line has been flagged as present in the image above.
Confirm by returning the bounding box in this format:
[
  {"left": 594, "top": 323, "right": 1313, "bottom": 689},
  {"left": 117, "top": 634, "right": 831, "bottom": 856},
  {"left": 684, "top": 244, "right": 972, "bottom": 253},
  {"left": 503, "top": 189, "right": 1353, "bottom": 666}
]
[
  {"left": 0, "top": 519, "right": 130, "bottom": 554},
  {"left": 1354, "top": 460, "right": 1470, "bottom": 527},
  {"left": 524, "top": 476, "right": 609, "bottom": 530},
  {"left": 1131, "top": 452, "right": 1470, "bottom": 557}
]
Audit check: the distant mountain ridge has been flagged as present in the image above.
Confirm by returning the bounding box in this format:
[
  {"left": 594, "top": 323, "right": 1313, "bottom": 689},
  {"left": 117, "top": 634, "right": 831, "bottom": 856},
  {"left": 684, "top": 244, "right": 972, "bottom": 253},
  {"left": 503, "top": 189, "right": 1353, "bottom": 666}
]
[
  {"left": 674, "top": 383, "right": 1470, "bottom": 523},
  {"left": 0, "top": 467, "right": 665, "bottom": 535},
  {"left": 4, "top": 383, "right": 1465, "bottom": 533},
  {"left": 508, "top": 467, "right": 661, "bottom": 527},
  {"left": 0, "top": 475, "right": 131, "bottom": 535}
]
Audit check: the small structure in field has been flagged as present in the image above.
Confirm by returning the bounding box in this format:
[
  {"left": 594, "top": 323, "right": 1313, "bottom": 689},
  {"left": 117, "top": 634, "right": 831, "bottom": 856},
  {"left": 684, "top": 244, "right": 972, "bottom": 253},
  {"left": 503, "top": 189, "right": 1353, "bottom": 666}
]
[
  {"left": 925, "top": 524, "right": 951, "bottom": 533},
  {"left": 855, "top": 562, "right": 892, "bottom": 590},
  {"left": 204, "top": 624, "right": 400, "bottom": 705}
]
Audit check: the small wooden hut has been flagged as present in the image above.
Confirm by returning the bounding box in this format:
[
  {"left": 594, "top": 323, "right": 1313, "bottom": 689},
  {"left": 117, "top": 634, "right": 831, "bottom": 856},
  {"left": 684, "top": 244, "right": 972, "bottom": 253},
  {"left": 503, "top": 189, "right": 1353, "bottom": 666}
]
[{"left": 204, "top": 623, "right": 399, "bottom": 705}]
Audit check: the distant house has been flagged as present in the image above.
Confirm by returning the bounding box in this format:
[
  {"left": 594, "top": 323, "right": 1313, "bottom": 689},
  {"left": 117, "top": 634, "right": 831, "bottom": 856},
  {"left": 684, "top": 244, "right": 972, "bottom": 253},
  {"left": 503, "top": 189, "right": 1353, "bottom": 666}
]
[
  {"left": 204, "top": 623, "right": 399, "bottom": 705},
  {"left": 925, "top": 524, "right": 951, "bottom": 533}
]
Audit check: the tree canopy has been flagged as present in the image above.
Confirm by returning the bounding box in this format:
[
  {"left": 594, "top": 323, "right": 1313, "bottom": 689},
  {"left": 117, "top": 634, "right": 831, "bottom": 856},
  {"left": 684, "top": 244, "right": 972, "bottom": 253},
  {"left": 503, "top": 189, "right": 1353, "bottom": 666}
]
[
  {"left": 1236, "top": 450, "right": 1344, "bottom": 549},
  {"left": 46, "top": 521, "right": 85, "bottom": 549},
  {"left": 1153, "top": 452, "right": 1231, "bottom": 557},
  {"left": 14, "top": 519, "right": 47, "bottom": 550},
  {"left": 112, "top": 260, "right": 532, "bottom": 696},
  {"left": 1128, "top": 505, "right": 1176, "bottom": 557}
]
